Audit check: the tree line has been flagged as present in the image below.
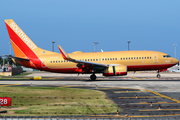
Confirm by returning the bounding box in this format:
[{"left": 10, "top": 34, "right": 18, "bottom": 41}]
[{"left": 0, "top": 56, "right": 13, "bottom": 66}]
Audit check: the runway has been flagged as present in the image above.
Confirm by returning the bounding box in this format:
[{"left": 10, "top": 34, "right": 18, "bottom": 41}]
[
  {"left": 1, "top": 78, "right": 180, "bottom": 92},
  {"left": 1, "top": 72, "right": 180, "bottom": 119}
]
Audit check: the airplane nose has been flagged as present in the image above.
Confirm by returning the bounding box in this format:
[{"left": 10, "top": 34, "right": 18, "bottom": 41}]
[{"left": 172, "top": 58, "right": 179, "bottom": 65}]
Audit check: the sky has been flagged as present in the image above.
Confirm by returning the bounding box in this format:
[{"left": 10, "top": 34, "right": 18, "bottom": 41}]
[{"left": 0, "top": 0, "right": 180, "bottom": 60}]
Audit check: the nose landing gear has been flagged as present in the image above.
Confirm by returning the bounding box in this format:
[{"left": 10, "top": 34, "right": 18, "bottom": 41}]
[
  {"left": 157, "top": 70, "right": 161, "bottom": 78},
  {"left": 157, "top": 73, "right": 161, "bottom": 78}
]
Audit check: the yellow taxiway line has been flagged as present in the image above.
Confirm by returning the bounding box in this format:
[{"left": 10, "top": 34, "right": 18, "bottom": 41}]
[
  {"left": 114, "top": 91, "right": 148, "bottom": 93},
  {"left": 131, "top": 76, "right": 145, "bottom": 80},
  {"left": 119, "top": 96, "right": 161, "bottom": 99},
  {"left": 139, "top": 109, "right": 180, "bottom": 111},
  {"left": 99, "top": 87, "right": 180, "bottom": 103},
  {"left": 135, "top": 102, "right": 180, "bottom": 104},
  {"left": 145, "top": 89, "right": 180, "bottom": 103}
]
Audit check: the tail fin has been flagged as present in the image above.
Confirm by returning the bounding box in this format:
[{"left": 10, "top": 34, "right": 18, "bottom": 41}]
[{"left": 5, "top": 19, "right": 41, "bottom": 59}]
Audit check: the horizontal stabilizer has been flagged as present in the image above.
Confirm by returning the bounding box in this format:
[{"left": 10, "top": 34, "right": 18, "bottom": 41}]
[{"left": 5, "top": 55, "right": 30, "bottom": 62}]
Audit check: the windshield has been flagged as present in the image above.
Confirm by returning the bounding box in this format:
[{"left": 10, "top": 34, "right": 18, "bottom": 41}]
[{"left": 163, "top": 55, "right": 171, "bottom": 58}]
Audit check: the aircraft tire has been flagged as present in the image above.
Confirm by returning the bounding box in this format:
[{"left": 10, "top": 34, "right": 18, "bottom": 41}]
[
  {"left": 157, "top": 74, "right": 161, "bottom": 78},
  {"left": 90, "top": 74, "right": 96, "bottom": 81}
]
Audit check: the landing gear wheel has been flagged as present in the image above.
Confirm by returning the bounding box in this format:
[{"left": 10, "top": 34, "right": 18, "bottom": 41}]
[
  {"left": 90, "top": 74, "right": 96, "bottom": 81},
  {"left": 157, "top": 74, "right": 161, "bottom": 78}
]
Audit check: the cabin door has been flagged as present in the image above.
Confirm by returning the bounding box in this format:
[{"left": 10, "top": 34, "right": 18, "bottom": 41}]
[
  {"left": 153, "top": 53, "right": 158, "bottom": 63},
  {"left": 41, "top": 58, "right": 46, "bottom": 68}
]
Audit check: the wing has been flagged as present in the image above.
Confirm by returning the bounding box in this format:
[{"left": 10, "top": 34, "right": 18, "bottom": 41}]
[{"left": 58, "top": 45, "right": 109, "bottom": 72}]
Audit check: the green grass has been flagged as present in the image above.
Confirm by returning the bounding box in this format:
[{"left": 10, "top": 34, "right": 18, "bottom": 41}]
[
  {"left": 0, "top": 87, "right": 120, "bottom": 116},
  {"left": 13, "top": 72, "right": 32, "bottom": 76}
]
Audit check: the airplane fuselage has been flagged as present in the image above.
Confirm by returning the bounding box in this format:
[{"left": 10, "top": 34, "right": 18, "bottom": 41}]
[{"left": 21, "top": 50, "right": 177, "bottom": 73}]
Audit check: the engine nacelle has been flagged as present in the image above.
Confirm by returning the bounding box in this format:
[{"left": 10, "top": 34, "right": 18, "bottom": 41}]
[{"left": 103, "top": 65, "right": 127, "bottom": 76}]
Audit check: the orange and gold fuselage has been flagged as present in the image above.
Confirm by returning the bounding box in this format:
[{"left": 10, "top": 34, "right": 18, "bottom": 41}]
[{"left": 21, "top": 50, "right": 178, "bottom": 73}]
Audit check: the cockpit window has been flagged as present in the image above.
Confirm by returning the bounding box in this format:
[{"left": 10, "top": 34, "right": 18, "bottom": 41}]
[{"left": 163, "top": 55, "right": 171, "bottom": 58}]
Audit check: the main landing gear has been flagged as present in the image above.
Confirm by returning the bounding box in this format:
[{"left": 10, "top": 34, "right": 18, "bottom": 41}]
[
  {"left": 90, "top": 73, "right": 96, "bottom": 81},
  {"left": 156, "top": 70, "right": 161, "bottom": 78}
]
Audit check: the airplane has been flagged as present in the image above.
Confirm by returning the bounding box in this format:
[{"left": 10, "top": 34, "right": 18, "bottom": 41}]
[{"left": 4, "top": 19, "right": 179, "bottom": 80}]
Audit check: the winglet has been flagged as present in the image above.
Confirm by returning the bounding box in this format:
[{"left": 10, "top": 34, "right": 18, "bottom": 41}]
[{"left": 58, "top": 45, "right": 71, "bottom": 60}]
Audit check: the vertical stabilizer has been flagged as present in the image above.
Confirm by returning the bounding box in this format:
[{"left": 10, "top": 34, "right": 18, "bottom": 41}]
[{"left": 5, "top": 19, "right": 40, "bottom": 59}]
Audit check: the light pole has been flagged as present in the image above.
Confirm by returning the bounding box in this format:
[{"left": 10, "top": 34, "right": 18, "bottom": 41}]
[
  {"left": 93, "top": 42, "right": 99, "bottom": 52},
  {"left": 3, "top": 56, "right": 4, "bottom": 66},
  {"left": 9, "top": 42, "right": 11, "bottom": 55},
  {"left": 52, "top": 41, "right": 55, "bottom": 52},
  {"left": 174, "top": 44, "right": 177, "bottom": 58},
  {"left": 127, "top": 41, "right": 131, "bottom": 51}
]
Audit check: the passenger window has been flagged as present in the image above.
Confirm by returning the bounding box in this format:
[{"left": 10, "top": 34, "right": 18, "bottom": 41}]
[
  {"left": 115, "top": 58, "right": 117, "bottom": 60},
  {"left": 142, "top": 57, "right": 143, "bottom": 59},
  {"left": 53, "top": 61, "right": 55, "bottom": 63},
  {"left": 139, "top": 57, "right": 141, "bottom": 59},
  {"left": 131, "top": 57, "right": 133, "bottom": 59},
  {"left": 110, "top": 58, "right": 112, "bottom": 60}
]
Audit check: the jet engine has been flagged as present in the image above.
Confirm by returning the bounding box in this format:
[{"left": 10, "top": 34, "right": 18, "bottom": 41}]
[{"left": 103, "top": 65, "right": 127, "bottom": 76}]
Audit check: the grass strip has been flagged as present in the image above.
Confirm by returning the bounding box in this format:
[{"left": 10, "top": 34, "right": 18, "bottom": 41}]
[{"left": 0, "top": 87, "right": 120, "bottom": 116}]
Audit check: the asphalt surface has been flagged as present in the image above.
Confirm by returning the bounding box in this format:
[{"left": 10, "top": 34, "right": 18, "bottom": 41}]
[{"left": 1, "top": 72, "right": 180, "bottom": 119}]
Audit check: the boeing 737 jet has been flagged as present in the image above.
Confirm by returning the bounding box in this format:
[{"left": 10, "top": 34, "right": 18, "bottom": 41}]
[{"left": 4, "top": 19, "right": 179, "bottom": 80}]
